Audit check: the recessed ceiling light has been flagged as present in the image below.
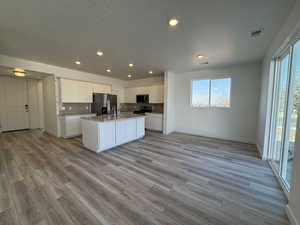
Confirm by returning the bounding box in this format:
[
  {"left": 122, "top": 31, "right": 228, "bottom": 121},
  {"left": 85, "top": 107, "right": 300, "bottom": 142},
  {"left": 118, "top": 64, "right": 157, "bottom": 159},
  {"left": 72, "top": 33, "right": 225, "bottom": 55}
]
[
  {"left": 14, "top": 68, "right": 25, "bottom": 73},
  {"left": 106, "top": 69, "right": 111, "bottom": 73},
  {"left": 14, "top": 72, "right": 26, "bottom": 77},
  {"left": 149, "top": 70, "right": 153, "bottom": 74},
  {"left": 13, "top": 68, "right": 26, "bottom": 77},
  {"left": 128, "top": 74, "right": 132, "bottom": 78},
  {"left": 197, "top": 55, "right": 204, "bottom": 59},
  {"left": 129, "top": 63, "right": 134, "bottom": 67},
  {"left": 169, "top": 18, "right": 179, "bottom": 27},
  {"left": 97, "top": 51, "right": 103, "bottom": 56},
  {"left": 75, "top": 61, "right": 81, "bottom": 65}
]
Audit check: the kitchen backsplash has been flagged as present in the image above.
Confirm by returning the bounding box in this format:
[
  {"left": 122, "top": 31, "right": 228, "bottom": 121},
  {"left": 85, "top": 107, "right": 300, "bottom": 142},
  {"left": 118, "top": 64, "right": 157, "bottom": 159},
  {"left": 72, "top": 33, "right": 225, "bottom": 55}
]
[
  {"left": 60, "top": 103, "right": 92, "bottom": 115},
  {"left": 60, "top": 103, "right": 164, "bottom": 115},
  {"left": 120, "top": 103, "right": 164, "bottom": 113}
]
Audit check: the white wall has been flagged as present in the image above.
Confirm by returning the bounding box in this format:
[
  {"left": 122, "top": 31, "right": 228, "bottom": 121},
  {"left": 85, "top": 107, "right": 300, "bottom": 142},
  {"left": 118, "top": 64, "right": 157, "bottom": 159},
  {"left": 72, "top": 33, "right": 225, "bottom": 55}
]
[
  {"left": 163, "top": 72, "right": 176, "bottom": 134},
  {"left": 256, "top": 1, "right": 300, "bottom": 224},
  {"left": 166, "top": 62, "right": 261, "bottom": 143},
  {"left": 42, "top": 76, "right": 58, "bottom": 136},
  {"left": 37, "top": 80, "right": 45, "bottom": 129}
]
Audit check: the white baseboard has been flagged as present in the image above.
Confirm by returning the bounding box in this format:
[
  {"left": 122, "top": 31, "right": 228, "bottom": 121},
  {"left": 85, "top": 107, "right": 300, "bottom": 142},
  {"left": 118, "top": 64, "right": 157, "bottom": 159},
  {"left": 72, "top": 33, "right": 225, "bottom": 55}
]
[
  {"left": 268, "top": 161, "right": 289, "bottom": 199},
  {"left": 286, "top": 204, "right": 299, "bottom": 225}
]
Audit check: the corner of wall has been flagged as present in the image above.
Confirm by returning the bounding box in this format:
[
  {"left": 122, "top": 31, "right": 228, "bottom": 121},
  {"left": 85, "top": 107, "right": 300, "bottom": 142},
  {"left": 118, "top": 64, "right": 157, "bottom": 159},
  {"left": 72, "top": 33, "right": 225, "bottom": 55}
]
[{"left": 163, "top": 71, "right": 176, "bottom": 135}]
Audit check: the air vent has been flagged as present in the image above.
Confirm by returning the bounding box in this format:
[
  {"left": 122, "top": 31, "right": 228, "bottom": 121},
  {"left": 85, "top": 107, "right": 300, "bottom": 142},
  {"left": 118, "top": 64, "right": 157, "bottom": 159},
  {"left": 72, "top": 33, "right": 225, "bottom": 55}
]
[
  {"left": 251, "top": 29, "right": 263, "bottom": 38},
  {"left": 200, "top": 62, "right": 209, "bottom": 65}
]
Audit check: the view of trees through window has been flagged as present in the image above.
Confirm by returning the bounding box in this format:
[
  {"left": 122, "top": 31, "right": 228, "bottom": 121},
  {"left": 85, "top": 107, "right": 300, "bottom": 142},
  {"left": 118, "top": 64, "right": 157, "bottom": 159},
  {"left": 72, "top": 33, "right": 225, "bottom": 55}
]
[{"left": 191, "top": 78, "right": 231, "bottom": 107}]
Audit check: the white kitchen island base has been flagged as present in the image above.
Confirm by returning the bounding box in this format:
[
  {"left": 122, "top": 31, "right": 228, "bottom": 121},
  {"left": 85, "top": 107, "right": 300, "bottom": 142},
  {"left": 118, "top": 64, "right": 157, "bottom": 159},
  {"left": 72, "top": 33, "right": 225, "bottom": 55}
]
[{"left": 81, "top": 115, "right": 145, "bottom": 153}]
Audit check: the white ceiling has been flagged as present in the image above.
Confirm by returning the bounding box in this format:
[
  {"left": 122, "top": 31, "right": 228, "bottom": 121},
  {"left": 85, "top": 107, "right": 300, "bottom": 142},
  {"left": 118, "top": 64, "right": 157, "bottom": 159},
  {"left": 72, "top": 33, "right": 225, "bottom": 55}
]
[
  {"left": 0, "top": 66, "right": 51, "bottom": 80},
  {"left": 0, "top": 0, "right": 294, "bottom": 80}
]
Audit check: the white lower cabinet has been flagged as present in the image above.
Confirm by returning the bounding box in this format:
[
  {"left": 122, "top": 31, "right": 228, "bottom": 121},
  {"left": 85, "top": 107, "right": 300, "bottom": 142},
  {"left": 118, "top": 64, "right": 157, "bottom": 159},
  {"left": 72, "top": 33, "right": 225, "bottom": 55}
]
[
  {"left": 60, "top": 114, "right": 96, "bottom": 138},
  {"left": 145, "top": 113, "right": 163, "bottom": 131},
  {"left": 82, "top": 117, "right": 145, "bottom": 152},
  {"left": 116, "top": 119, "right": 137, "bottom": 145},
  {"left": 137, "top": 117, "right": 145, "bottom": 138},
  {"left": 99, "top": 121, "right": 116, "bottom": 150}
]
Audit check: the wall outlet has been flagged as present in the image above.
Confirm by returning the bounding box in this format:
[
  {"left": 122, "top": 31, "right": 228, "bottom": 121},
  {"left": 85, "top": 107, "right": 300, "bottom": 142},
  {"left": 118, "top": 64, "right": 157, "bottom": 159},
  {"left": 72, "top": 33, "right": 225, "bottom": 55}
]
[
  {"left": 61, "top": 106, "right": 66, "bottom": 111},
  {"left": 68, "top": 106, "right": 72, "bottom": 111},
  {"left": 86, "top": 106, "right": 89, "bottom": 110}
]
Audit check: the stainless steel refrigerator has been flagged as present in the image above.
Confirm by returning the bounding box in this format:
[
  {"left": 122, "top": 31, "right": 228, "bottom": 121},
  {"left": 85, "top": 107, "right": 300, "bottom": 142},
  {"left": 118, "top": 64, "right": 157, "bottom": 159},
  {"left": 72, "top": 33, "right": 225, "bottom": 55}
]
[{"left": 91, "top": 93, "right": 117, "bottom": 115}]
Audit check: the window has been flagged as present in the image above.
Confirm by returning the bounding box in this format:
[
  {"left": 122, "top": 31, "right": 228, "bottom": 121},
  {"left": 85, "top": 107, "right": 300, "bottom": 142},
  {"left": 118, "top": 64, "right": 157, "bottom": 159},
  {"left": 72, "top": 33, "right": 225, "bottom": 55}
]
[
  {"left": 268, "top": 39, "right": 300, "bottom": 190},
  {"left": 191, "top": 77, "right": 231, "bottom": 107}
]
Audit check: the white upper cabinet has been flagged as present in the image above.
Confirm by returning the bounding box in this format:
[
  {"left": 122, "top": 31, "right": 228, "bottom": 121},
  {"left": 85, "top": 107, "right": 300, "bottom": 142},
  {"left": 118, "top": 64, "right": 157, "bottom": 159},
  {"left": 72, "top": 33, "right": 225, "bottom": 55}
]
[
  {"left": 60, "top": 79, "right": 111, "bottom": 103},
  {"left": 60, "top": 79, "right": 78, "bottom": 103},
  {"left": 77, "top": 81, "right": 93, "bottom": 103},
  {"left": 124, "top": 85, "right": 164, "bottom": 103},
  {"left": 149, "top": 85, "right": 164, "bottom": 103},
  {"left": 93, "top": 83, "right": 111, "bottom": 94}
]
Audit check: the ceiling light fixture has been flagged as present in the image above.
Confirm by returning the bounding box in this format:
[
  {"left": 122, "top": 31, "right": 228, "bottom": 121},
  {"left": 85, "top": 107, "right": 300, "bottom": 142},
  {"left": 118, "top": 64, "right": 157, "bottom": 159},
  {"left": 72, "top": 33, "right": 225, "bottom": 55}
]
[
  {"left": 128, "top": 74, "right": 132, "bottom": 78},
  {"left": 14, "top": 68, "right": 25, "bottom": 73},
  {"left": 106, "top": 69, "right": 111, "bottom": 73},
  {"left": 169, "top": 18, "right": 179, "bottom": 27},
  {"left": 197, "top": 55, "right": 204, "bottom": 59},
  {"left": 13, "top": 68, "right": 26, "bottom": 77},
  {"left": 149, "top": 70, "right": 153, "bottom": 74},
  {"left": 129, "top": 63, "right": 134, "bottom": 67},
  {"left": 75, "top": 61, "right": 81, "bottom": 65},
  {"left": 97, "top": 51, "right": 103, "bottom": 56},
  {"left": 14, "top": 72, "right": 26, "bottom": 77}
]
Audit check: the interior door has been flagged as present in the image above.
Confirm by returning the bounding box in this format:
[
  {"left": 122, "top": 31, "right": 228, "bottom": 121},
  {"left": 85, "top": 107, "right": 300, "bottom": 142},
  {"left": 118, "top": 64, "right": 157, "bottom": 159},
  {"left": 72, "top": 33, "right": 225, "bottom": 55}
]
[{"left": 1, "top": 77, "right": 29, "bottom": 131}]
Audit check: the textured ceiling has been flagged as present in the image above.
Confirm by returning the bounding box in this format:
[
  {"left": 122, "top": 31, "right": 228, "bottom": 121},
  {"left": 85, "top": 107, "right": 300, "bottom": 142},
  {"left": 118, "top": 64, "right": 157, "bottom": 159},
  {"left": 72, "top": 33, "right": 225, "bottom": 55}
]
[{"left": 0, "top": 0, "right": 294, "bottom": 80}]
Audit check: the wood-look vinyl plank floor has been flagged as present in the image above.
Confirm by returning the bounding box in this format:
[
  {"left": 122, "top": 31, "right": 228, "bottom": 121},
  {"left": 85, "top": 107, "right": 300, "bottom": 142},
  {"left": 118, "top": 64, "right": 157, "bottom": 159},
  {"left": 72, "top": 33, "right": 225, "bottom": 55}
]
[{"left": 0, "top": 130, "right": 289, "bottom": 225}]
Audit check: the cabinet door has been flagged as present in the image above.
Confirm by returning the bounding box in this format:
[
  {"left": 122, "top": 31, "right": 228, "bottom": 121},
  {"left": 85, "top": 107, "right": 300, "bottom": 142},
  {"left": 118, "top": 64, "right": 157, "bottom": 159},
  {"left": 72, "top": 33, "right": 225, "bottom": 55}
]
[
  {"left": 60, "top": 79, "right": 78, "bottom": 103},
  {"left": 145, "top": 115, "right": 151, "bottom": 129},
  {"left": 65, "top": 117, "right": 81, "bottom": 137},
  {"left": 99, "top": 121, "right": 116, "bottom": 150},
  {"left": 116, "top": 119, "right": 136, "bottom": 144},
  {"left": 93, "top": 84, "right": 111, "bottom": 94},
  {"left": 137, "top": 117, "right": 145, "bottom": 138},
  {"left": 77, "top": 81, "right": 93, "bottom": 103},
  {"left": 149, "top": 85, "right": 164, "bottom": 103},
  {"left": 145, "top": 114, "right": 163, "bottom": 131},
  {"left": 151, "top": 116, "right": 163, "bottom": 131},
  {"left": 125, "top": 88, "right": 136, "bottom": 103}
]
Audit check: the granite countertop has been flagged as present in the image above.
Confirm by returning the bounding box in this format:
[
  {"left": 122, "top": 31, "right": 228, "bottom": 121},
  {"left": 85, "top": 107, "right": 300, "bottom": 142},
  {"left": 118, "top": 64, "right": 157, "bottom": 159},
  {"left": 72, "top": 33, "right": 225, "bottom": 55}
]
[
  {"left": 59, "top": 113, "right": 96, "bottom": 117},
  {"left": 81, "top": 113, "right": 145, "bottom": 122}
]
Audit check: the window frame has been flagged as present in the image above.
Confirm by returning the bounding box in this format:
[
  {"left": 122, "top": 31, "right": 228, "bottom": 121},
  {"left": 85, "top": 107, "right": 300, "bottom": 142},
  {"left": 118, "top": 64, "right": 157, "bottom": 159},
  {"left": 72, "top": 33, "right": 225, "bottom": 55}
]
[{"left": 190, "top": 76, "right": 232, "bottom": 108}]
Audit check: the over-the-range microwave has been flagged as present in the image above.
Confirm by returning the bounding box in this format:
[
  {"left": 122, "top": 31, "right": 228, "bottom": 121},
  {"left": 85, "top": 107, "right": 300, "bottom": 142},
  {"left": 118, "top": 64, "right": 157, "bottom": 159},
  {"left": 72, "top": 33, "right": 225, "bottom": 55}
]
[{"left": 136, "top": 95, "right": 149, "bottom": 104}]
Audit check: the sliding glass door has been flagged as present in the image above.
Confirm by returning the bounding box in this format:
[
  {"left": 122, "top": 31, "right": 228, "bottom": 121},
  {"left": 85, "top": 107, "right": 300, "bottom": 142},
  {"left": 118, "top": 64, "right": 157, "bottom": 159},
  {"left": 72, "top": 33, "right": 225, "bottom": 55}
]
[
  {"left": 270, "top": 53, "right": 290, "bottom": 172},
  {"left": 269, "top": 39, "right": 300, "bottom": 189}
]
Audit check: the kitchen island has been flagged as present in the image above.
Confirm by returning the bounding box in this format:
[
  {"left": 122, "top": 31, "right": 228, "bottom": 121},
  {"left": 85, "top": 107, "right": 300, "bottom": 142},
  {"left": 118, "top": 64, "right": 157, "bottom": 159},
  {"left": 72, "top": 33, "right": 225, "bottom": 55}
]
[{"left": 81, "top": 113, "right": 145, "bottom": 153}]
